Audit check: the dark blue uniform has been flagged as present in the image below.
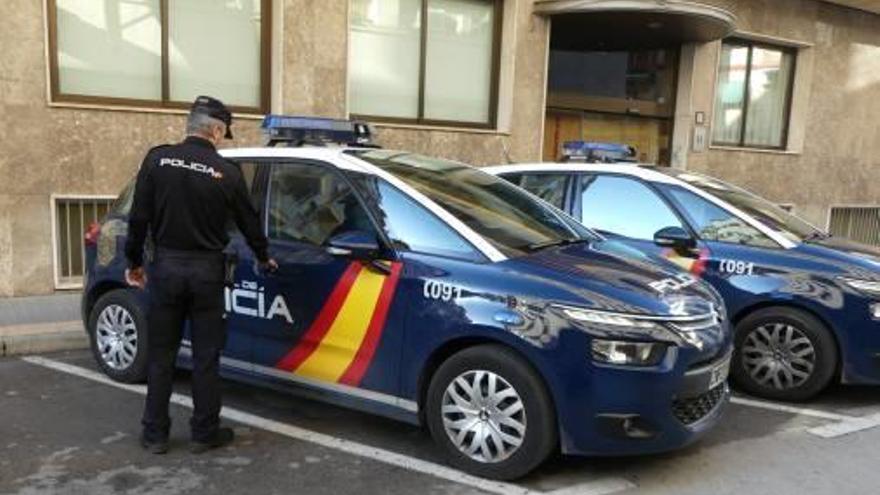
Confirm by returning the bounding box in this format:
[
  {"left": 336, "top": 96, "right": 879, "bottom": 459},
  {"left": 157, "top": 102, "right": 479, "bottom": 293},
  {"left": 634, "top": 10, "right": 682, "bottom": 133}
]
[{"left": 126, "top": 136, "right": 268, "bottom": 444}]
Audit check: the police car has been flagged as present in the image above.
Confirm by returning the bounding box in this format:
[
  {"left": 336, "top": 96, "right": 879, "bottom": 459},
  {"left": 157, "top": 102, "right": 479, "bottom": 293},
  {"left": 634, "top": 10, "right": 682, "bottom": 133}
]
[
  {"left": 82, "top": 120, "right": 730, "bottom": 480},
  {"left": 487, "top": 144, "right": 880, "bottom": 402}
]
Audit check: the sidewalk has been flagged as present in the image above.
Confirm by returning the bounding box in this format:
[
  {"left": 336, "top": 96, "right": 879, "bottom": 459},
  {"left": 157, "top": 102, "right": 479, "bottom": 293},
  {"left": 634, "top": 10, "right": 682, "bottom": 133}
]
[{"left": 0, "top": 293, "right": 87, "bottom": 357}]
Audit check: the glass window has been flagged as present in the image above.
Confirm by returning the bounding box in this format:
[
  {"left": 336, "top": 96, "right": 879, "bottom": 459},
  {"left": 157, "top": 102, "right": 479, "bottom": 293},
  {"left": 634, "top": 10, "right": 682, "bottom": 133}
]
[
  {"left": 267, "top": 164, "right": 376, "bottom": 246},
  {"left": 350, "top": 174, "right": 481, "bottom": 260},
  {"left": 658, "top": 169, "right": 820, "bottom": 243},
  {"left": 168, "top": 0, "right": 263, "bottom": 107},
  {"left": 712, "top": 40, "right": 796, "bottom": 149},
  {"left": 50, "top": 0, "right": 269, "bottom": 111},
  {"left": 55, "top": 0, "right": 162, "bottom": 100},
  {"left": 347, "top": 150, "right": 590, "bottom": 258},
  {"left": 579, "top": 175, "right": 683, "bottom": 241},
  {"left": 349, "top": 0, "right": 500, "bottom": 126},
  {"left": 662, "top": 186, "right": 777, "bottom": 249},
  {"left": 506, "top": 174, "right": 569, "bottom": 210}
]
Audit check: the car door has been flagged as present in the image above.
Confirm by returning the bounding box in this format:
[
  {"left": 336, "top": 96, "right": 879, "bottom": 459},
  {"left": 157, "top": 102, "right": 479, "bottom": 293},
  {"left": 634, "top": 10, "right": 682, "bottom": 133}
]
[
  {"left": 227, "top": 159, "right": 408, "bottom": 396},
  {"left": 653, "top": 183, "right": 787, "bottom": 311}
]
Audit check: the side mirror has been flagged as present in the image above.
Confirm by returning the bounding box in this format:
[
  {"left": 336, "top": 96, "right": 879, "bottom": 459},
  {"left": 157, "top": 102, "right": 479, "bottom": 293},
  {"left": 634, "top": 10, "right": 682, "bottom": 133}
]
[
  {"left": 654, "top": 226, "right": 696, "bottom": 251},
  {"left": 326, "top": 230, "right": 380, "bottom": 260}
]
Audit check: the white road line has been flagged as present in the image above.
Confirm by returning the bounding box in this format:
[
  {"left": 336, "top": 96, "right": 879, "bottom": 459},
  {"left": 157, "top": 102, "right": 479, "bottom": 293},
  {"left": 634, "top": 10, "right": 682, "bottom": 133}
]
[
  {"left": 21, "top": 356, "right": 635, "bottom": 495},
  {"left": 730, "top": 396, "right": 856, "bottom": 422},
  {"left": 808, "top": 413, "right": 880, "bottom": 438}
]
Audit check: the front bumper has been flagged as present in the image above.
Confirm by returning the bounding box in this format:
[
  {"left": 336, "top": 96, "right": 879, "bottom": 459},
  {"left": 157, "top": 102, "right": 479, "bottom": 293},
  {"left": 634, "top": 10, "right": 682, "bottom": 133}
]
[{"left": 556, "top": 346, "right": 731, "bottom": 457}]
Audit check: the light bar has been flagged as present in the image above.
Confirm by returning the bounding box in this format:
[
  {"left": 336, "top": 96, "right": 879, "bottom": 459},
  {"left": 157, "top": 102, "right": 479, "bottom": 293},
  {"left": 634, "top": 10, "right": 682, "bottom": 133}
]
[
  {"left": 261, "top": 115, "right": 375, "bottom": 147},
  {"left": 561, "top": 141, "right": 637, "bottom": 163}
]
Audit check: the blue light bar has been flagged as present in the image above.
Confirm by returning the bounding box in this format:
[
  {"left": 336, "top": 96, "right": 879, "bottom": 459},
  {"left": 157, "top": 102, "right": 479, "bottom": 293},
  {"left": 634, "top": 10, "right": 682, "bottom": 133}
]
[
  {"left": 261, "top": 115, "right": 375, "bottom": 147},
  {"left": 561, "top": 141, "right": 637, "bottom": 163}
]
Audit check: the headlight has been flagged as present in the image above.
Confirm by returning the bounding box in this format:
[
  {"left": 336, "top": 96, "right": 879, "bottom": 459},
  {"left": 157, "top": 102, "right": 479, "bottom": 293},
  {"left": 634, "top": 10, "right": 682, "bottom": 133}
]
[
  {"left": 591, "top": 340, "right": 667, "bottom": 366},
  {"left": 871, "top": 303, "right": 880, "bottom": 320},
  {"left": 839, "top": 277, "right": 880, "bottom": 297}
]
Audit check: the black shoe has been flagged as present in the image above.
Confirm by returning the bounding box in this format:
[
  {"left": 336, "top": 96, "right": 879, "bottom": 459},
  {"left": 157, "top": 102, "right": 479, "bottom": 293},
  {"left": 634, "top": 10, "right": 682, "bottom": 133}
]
[
  {"left": 190, "top": 427, "right": 234, "bottom": 454},
  {"left": 140, "top": 435, "right": 170, "bottom": 455}
]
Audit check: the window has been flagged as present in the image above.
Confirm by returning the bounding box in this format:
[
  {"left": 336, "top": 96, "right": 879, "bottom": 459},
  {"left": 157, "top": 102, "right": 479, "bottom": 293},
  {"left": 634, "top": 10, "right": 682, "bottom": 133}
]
[
  {"left": 349, "top": 0, "right": 501, "bottom": 127},
  {"left": 578, "top": 175, "right": 683, "bottom": 241},
  {"left": 267, "top": 164, "right": 376, "bottom": 246},
  {"left": 662, "top": 186, "right": 777, "bottom": 249},
  {"left": 505, "top": 174, "right": 569, "bottom": 210},
  {"left": 48, "top": 0, "right": 270, "bottom": 112},
  {"left": 350, "top": 174, "right": 481, "bottom": 261},
  {"left": 829, "top": 207, "right": 880, "bottom": 247},
  {"left": 54, "top": 196, "right": 116, "bottom": 288},
  {"left": 712, "top": 39, "right": 796, "bottom": 149}
]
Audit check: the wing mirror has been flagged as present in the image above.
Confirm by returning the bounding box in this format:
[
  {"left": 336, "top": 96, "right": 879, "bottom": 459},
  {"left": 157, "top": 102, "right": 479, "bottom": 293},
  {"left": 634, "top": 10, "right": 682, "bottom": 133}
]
[{"left": 653, "top": 226, "right": 697, "bottom": 252}]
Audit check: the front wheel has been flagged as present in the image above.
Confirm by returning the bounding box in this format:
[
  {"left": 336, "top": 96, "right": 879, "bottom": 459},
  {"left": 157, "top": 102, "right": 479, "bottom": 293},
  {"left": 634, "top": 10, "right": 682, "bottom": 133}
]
[
  {"left": 731, "top": 307, "right": 837, "bottom": 402},
  {"left": 425, "top": 345, "right": 557, "bottom": 480},
  {"left": 88, "top": 289, "right": 149, "bottom": 383}
]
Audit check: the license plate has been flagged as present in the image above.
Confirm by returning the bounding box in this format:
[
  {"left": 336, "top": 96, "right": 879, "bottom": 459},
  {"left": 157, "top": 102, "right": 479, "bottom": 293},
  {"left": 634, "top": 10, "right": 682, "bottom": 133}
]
[{"left": 708, "top": 356, "right": 731, "bottom": 390}]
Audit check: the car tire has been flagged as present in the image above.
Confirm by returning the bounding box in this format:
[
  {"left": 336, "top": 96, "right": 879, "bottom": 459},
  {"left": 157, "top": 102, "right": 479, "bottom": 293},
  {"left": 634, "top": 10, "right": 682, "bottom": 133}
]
[
  {"left": 88, "top": 289, "right": 149, "bottom": 383},
  {"left": 425, "top": 344, "right": 557, "bottom": 480},
  {"left": 731, "top": 307, "right": 837, "bottom": 402}
]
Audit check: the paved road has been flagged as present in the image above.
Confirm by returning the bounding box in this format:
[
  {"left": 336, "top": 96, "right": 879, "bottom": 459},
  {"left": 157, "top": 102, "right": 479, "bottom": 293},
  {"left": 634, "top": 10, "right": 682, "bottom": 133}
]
[{"left": 2, "top": 350, "right": 880, "bottom": 495}]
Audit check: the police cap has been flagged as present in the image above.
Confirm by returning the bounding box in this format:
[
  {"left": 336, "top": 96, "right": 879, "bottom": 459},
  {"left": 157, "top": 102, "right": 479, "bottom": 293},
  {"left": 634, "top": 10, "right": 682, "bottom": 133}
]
[{"left": 191, "top": 95, "right": 234, "bottom": 139}]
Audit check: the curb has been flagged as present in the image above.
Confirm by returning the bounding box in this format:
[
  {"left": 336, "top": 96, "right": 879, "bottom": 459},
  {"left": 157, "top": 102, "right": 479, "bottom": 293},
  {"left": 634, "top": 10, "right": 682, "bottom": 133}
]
[{"left": 0, "top": 321, "right": 88, "bottom": 357}]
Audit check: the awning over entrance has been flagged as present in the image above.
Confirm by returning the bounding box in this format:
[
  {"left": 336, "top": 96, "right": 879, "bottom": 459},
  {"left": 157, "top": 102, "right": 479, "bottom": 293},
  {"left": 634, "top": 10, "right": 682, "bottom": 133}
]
[{"left": 535, "top": 0, "right": 737, "bottom": 50}]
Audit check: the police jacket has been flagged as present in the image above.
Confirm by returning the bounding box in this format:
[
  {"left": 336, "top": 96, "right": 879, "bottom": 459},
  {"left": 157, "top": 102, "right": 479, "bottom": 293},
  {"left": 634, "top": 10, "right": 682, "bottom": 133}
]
[{"left": 125, "top": 136, "right": 269, "bottom": 268}]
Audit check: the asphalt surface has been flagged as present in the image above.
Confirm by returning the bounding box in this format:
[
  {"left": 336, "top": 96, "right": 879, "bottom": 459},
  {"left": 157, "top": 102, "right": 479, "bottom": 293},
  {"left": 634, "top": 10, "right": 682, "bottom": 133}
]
[{"left": 3, "top": 350, "right": 880, "bottom": 495}]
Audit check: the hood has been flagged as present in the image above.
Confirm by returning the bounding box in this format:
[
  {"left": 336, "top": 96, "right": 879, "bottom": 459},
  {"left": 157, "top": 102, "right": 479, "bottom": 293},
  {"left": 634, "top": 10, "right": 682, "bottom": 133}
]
[
  {"left": 500, "top": 239, "right": 721, "bottom": 317},
  {"left": 798, "top": 236, "right": 880, "bottom": 279}
]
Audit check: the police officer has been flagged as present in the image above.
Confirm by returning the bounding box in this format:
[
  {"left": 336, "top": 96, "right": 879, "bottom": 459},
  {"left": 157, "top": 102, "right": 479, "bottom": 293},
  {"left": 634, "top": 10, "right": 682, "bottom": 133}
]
[{"left": 125, "top": 96, "right": 277, "bottom": 454}]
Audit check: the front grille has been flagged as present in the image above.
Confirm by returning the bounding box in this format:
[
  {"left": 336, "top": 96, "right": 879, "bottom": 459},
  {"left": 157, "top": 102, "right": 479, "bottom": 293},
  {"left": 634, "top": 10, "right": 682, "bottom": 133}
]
[{"left": 672, "top": 385, "right": 726, "bottom": 425}]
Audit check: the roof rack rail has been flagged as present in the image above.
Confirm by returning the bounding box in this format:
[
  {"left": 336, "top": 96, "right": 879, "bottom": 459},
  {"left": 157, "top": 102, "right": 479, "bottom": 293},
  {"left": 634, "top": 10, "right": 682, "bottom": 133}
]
[
  {"left": 261, "top": 115, "right": 379, "bottom": 148},
  {"left": 561, "top": 141, "right": 637, "bottom": 164}
]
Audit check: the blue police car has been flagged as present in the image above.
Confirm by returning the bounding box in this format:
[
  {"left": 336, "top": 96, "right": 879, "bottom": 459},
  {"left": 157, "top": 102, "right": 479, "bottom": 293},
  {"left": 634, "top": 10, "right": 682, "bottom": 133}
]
[
  {"left": 487, "top": 149, "right": 880, "bottom": 403},
  {"left": 82, "top": 119, "right": 731, "bottom": 479}
]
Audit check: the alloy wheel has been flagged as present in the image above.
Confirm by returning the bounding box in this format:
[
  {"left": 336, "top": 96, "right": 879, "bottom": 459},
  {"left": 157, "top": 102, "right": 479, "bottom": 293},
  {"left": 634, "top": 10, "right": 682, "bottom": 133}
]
[
  {"left": 741, "top": 322, "right": 816, "bottom": 390},
  {"left": 440, "top": 370, "right": 527, "bottom": 463},
  {"left": 95, "top": 304, "right": 138, "bottom": 370}
]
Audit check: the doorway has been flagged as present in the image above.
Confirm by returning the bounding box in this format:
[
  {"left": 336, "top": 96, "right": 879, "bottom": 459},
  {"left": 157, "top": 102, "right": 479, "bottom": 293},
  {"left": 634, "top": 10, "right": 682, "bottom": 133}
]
[{"left": 544, "top": 46, "right": 679, "bottom": 164}]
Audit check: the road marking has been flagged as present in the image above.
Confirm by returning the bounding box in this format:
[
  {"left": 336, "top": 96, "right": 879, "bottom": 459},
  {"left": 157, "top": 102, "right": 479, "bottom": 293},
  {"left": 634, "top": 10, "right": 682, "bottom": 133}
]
[
  {"left": 730, "top": 396, "right": 855, "bottom": 422},
  {"left": 21, "top": 356, "right": 635, "bottom": 495},
  {"left": 808, "top": 413, "right": 880, "bottom": 438}
]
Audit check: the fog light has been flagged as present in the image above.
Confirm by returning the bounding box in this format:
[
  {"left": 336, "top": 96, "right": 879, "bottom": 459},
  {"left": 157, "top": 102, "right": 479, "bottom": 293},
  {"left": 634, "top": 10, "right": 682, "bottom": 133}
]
[
  {"left": 871, "top": 303, "right": 880, "bottom": 321},
  {"left": 591, "top": 340, "right": 666, "bottom": 366}
]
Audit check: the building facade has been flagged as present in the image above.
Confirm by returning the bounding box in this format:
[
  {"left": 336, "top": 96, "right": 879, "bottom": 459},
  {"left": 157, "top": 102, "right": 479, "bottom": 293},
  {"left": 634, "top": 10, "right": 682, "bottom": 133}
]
[{"left": 1, "top": 0, "right": 879, "bottom": 297}]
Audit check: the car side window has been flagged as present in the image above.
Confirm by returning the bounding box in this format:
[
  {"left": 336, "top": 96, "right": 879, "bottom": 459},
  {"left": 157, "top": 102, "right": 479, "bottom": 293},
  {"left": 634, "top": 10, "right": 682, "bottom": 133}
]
[
  {"left": 508, "top": 173, "right": 569, "bottom": 210},
  {"left": 349, "top": 173, "right": 483, "bottom": 262},
  {"left": 662, "top": 185, "right": 778, "bottom": 249},
  {"left": 267, "top": 163, "right": 376, "bottom": 246},
  {"left": 579, "top": 175, "right": 683, "bottom": 241}
]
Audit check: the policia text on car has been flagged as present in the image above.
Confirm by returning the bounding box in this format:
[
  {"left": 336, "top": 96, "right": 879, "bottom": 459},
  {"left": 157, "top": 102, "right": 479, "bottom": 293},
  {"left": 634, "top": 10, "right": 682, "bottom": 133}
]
[{"left": 124, "top": 96, "right": 278, "bottom": 454}]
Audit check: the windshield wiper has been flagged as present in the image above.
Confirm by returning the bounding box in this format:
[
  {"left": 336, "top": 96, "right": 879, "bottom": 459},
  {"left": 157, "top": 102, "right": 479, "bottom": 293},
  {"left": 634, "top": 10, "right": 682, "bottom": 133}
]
[
  {"left": 526, "top": 238, "right": 589, "bottom": 252},
  {"left": 804, "top": 231, "right": 831, "bottom": 241}
]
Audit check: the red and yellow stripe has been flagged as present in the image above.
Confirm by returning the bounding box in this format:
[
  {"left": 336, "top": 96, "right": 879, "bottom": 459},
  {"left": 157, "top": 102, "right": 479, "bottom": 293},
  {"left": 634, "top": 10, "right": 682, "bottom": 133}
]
[
  {"left": 276, "top": 261, "right": 403, "bottom": 386},
  {"left": 662, "top": 247, "right": 710, "bottom": 277}
]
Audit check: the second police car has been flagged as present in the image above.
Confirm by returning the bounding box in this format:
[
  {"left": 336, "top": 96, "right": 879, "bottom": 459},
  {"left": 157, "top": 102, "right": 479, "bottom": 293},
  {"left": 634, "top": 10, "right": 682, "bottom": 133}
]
[
  {"left": 81, "top": 120, "right": 731, "bottom": 480},
  {"left": 488, "top": 142, "right": 880, "bottom": 402}
]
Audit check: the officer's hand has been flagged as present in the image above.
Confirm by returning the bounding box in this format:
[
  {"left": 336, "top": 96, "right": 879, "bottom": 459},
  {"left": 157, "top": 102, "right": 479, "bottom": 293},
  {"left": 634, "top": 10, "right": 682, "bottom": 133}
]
[
  {"left": 125, "top": 267, "right": 147, "bottom": 289},
  {"left": 260, "top": 258, "right": 279, "bottom": 274}
]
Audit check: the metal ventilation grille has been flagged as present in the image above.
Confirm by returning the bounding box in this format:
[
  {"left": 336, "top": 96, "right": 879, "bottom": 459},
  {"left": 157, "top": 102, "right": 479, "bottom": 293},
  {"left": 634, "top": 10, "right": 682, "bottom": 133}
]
[
  {"left": 672, "top": 384, "right": 726, "bottom": 425},
  {"left": 829, "top": 207, "right": 880, "bottom": 246},
  {"left": 54, "top": 196, "right": 115, "bottom": 289}
]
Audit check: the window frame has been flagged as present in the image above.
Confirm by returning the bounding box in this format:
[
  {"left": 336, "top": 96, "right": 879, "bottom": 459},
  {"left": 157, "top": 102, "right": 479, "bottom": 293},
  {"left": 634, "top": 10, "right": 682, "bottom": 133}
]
[
  {"left": 46, "top": 0, "right": 272, "bottom": 114},
  {"left": 711, "top": 38, "right": 798, "bottom": 151},
  {"left": 349, "top": 0, "right": 504, "bottom": 129}
]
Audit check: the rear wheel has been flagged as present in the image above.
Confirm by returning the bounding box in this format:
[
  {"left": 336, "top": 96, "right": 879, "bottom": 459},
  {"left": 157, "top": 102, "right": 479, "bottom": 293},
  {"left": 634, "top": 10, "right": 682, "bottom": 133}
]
[
  {"left": 88, "top": 289, "right": 149, "bottom": 383},
  {"left": 731, "top": 307, "right": 837, "bottom": 401},
  {"left": 425, "top": 345, "right": 557, "bottom": 480}
]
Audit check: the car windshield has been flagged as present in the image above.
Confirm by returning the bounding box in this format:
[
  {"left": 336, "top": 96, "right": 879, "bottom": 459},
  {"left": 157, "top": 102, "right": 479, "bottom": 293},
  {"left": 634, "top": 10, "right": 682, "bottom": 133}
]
[
  {"left": 346, "top": 150, "right": 593, "bottom": 258},
  {"left": 659, "top": 169, "right": 823, "bottom": 243}
]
